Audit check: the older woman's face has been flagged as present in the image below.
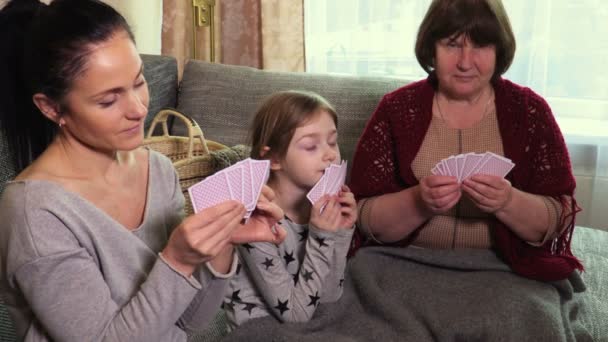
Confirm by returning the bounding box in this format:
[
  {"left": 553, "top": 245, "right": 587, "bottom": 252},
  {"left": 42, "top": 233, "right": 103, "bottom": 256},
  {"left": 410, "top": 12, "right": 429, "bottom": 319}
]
[
  {"left": 60, "top": 31, "right": 149, "bottom": 153},
  {"left": 434, "top": 34, "right": 496, "bottom": 100}
]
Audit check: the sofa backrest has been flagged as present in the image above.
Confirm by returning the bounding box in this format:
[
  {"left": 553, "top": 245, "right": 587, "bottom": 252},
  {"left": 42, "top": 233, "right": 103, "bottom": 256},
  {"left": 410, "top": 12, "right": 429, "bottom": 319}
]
[
  {"left": 176, "top": 60, "right": 408, "bottom": 166},
  {"left": 140, "top": 54, "right": 179, "bottom": 129},
  {"left": 0, "top": 54, "right": 177, "bottom": 195}
]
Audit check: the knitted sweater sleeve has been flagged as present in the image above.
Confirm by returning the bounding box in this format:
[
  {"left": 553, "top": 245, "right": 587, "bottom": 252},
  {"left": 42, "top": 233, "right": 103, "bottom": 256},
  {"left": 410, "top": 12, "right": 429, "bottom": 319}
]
[
  {"left": 349, "top": 94, "right": 405, "bottom": 200},
  {"left": 494, "top": 82, "right": 583, "bottom": 281}
]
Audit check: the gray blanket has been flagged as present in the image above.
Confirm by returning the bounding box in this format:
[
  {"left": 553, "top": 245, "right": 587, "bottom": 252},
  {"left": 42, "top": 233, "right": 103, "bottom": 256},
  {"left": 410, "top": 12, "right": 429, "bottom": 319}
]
[{"left": 222, "top": 246, "right": 593, "bottom": 342}]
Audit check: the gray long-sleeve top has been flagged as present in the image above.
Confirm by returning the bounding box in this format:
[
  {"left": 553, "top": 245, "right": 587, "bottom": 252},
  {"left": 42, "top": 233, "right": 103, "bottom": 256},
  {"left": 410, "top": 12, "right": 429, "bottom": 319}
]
[
  {"left": 224, "top": 218, "right": 354, "bottom": 329},
  {"left": 0, "top": 150, "right": 233, "bottom": 341}
]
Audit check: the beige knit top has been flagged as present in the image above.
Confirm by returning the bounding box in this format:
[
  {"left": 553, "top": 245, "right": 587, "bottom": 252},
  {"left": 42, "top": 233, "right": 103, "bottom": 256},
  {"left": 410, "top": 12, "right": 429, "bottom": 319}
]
[{"left": 360, "top": 109, "right": 562, "bottom": 249}]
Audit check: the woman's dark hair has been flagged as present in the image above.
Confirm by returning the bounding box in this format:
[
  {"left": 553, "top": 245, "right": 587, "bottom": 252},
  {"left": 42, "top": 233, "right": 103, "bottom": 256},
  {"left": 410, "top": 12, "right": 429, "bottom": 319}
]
[
  {"left": 0, "top": 0, "right": 135, "bottom": 172},
  {"left": 415, "top": 0, "right": 515, "bottom": 81}
]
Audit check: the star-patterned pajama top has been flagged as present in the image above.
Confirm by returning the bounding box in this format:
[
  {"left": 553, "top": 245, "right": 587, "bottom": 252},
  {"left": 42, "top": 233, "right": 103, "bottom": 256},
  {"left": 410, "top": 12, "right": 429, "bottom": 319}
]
[{"left": 223, "top": 217, "right": 354, "bottom": 329}]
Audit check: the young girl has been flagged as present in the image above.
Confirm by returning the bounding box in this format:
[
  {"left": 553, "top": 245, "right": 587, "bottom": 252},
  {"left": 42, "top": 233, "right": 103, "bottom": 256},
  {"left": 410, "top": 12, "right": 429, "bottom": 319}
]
[{"left": 223, "top": 91, "right": 357, "bottom": 328}]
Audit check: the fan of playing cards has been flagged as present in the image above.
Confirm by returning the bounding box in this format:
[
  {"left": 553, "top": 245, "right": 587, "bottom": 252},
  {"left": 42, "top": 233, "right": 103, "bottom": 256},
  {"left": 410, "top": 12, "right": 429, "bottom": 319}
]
[
  {"left": 307, "top": 161, "right": 348, "bottom": 204},
  {"left": 431, "top": 152, "right": 515, "bottom": 183},
  {"left": 188, "top": 158, "right": 270, "bottom": 221}
]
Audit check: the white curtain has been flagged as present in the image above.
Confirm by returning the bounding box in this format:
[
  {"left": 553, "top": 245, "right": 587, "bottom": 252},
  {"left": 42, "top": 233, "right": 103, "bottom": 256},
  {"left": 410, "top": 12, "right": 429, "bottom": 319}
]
[{"left": 305, "top": 0, "right": 608, "bottom": 230}]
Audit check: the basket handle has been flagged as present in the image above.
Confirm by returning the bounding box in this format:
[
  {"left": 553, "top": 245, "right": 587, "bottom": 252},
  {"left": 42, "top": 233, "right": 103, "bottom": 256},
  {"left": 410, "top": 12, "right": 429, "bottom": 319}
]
[{"left": 145, "top": 109, "right": 210, "bottom": 158}]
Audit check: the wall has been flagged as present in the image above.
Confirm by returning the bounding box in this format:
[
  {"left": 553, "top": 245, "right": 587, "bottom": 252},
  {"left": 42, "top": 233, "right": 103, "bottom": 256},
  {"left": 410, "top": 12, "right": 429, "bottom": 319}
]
[{"left": 102, "top": 0, "right": 162, "bottom": 55}]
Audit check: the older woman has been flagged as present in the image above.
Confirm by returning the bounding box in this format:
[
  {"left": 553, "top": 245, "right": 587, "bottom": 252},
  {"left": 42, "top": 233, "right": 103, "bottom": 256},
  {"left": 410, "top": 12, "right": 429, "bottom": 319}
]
[{"left": 350, "top": 0, "right": 582, "bottom": 281}]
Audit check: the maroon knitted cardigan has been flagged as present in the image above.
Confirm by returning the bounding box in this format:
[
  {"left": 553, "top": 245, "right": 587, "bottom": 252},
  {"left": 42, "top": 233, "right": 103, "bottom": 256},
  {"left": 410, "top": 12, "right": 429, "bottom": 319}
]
[{"left": 349, "top": 77, "right": 583, "bottom": 282}]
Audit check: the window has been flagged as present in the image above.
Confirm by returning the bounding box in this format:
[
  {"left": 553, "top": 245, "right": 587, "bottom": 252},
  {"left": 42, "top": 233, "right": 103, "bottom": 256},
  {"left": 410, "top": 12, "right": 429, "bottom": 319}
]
[{"left": 304, "top": 0, "right": 608, "bottom": 141}]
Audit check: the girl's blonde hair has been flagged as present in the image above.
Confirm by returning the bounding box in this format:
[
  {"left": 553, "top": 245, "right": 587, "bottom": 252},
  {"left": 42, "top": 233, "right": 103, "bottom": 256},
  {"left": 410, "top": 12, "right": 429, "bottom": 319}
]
[{"left": 249, "top": 90, "right": 337, "bottom": 160}]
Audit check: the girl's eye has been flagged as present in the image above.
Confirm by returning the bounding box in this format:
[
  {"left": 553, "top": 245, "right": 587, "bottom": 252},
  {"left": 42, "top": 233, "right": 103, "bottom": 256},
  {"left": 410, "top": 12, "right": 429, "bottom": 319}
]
[{"left": 304, "top": 145, "right": 317, "bottom": 151}]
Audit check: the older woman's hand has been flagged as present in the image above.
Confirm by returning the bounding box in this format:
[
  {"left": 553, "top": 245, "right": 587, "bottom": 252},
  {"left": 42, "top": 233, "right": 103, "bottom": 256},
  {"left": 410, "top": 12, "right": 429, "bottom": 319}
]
[
  {"left": 419, "top": 175, "right": 461, "bottom": 215},
  {"left": 462, "top": 174, "right": 513, "bottom": 213}
]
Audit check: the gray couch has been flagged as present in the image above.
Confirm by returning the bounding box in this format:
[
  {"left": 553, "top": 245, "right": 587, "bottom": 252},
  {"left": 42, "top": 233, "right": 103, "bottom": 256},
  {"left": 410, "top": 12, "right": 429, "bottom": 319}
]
[{"left": 1, "top": 54, "right": 606, "bottom": 341}]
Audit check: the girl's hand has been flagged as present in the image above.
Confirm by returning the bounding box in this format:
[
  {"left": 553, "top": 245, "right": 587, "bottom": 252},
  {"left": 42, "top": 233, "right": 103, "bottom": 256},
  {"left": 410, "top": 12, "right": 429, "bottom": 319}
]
[
  {"left": 418, "top": 175, "right": 461, "bottom": 215},
  {"left": 462, "top": 174, "right": 513, "bottom": 214},
  {"left": 310, "top": 195, "right": 342, "bottom": 232},
  {"left": 337, "top": 185, "right": 357, "bottom": 229},
  {"left": 232, "top": 185, "right": 287, "bottom": 245},
  {"left": 162, "top": 201, "right": 246, "bottom": 275}
]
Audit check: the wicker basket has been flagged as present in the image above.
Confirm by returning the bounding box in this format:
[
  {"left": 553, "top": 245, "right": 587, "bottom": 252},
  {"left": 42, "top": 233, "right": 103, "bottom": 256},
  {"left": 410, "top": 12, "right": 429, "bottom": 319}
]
[{"left": 143, "top": 109, "right": 228, "bottom": 215}]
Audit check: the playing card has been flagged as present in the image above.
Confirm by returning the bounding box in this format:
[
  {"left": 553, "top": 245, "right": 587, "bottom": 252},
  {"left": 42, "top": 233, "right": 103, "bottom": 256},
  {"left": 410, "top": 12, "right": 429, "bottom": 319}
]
[
  {"left": 475, "top": 152, "right": 515, "bottom": 178},
  {"left": 469, "top": 152, "right": 494, "bottom": 177},
  {"left": 307, "top": 172, "right": 327, "bottom": 204},
  {"left": 326, "top": 163, "right": 343, "bottom": 195},
  {"left": 188, "top": 174, "right": 232, "bottom": 213},
  {"left": 456, "top": 155, "right": 465, "bottom": 181},
  {"left": 238, "top": 159, "right": 254, "bottom": 208},
  {"left": 337, "top": 161, "right": 347, "bottom": 190},
  {"left": 306, "top": 160, "right": 347, "bottom": 205},
  {"left": 445, "top": 156, "right": 458, "bottom": 178},
  {"left": 461, "top": 153, "right": 484, "bottom": 181},
  {"left": 436, "top": 162, "right": 446, "bottom": 175},
  {"left": 249, "top": 159, "right": 271, "bottom": 210},
  {"left": 223, "top": 165, "right": 243, "bottom": 201}
]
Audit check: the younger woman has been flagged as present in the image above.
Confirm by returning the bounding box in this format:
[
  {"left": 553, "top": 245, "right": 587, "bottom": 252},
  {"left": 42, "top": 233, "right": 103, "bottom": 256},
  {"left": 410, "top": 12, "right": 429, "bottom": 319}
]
[
  {"left": 0, "top": 1, "right": 282, "bottom": 340},
  {"left": 223, "top": 91, "right": 357, "bottom": 329}
]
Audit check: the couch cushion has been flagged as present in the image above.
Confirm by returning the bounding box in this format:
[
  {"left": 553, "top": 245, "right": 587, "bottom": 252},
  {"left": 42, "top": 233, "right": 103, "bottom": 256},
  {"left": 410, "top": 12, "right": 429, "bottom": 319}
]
[
  {"left": 141, "top": 54, "right": 178, "bottom": 130},
  {"left": 177, "top": 61, "right": 408, "bottom": 166}
]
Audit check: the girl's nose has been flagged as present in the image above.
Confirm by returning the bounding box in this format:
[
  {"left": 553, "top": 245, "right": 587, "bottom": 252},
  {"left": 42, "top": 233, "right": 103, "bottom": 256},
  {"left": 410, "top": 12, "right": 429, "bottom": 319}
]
[{"left": 324, "top": 147, "right": 338, "bottom": 162}]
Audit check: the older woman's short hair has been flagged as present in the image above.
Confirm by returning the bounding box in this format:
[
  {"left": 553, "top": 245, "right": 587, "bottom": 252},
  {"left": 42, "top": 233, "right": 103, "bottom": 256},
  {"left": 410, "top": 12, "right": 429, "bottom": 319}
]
[{"left": 415, "top": 0, "right": 516, "bottom": 80}]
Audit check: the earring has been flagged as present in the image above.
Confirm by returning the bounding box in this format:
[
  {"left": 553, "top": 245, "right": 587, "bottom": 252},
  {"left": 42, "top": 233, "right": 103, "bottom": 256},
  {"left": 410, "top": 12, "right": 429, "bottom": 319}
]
[{"left": 58, "top": 120, "right": 65, "bottom": 128}]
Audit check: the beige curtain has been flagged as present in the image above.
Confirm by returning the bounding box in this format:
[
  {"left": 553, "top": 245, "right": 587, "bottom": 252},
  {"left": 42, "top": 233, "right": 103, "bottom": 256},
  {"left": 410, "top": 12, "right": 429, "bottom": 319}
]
[
  {"left": 162, "top": 0, "right": 222, "bottom": 77},
  {"left": 260, "top": 0, "right": 304, "bottom": 72},
  {"left": 161, "top": 0, "right": 304, "bottom": 74},
  {"left": 220, "top": 0, "right": 263, "bottom": 68}
]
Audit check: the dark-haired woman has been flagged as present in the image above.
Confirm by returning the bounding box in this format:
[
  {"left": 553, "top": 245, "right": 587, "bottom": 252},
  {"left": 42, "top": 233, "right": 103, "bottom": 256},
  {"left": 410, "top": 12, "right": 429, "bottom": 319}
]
[
  {"left": 0, "top": 1, "right": 284, "bottom": 341},
  {"left": 351, "top": 0, "right": 583, "bottom": 281}
]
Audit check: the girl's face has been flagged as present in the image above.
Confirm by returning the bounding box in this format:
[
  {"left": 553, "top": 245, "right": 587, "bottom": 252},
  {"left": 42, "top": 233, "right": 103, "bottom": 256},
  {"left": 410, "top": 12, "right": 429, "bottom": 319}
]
[
  {"left": 434, "top": 33, "right": 496, "bottom": 100},
  {"left": 275, "top": 110, "right": 340, "bottom": 190},
  {"left": 59, "top": 31, "right": 149, "bottom": 152}
]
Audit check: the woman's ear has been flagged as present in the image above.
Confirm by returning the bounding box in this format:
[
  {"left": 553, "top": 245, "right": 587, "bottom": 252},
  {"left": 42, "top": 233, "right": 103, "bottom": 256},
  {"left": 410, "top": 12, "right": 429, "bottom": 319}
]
[{"left": 32, "top": 93, "right": 62, "bottom": 125}]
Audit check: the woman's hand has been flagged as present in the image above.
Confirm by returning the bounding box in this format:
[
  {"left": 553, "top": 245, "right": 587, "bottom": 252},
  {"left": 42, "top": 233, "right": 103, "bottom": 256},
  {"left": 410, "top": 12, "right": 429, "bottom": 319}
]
[
  {"left": 162, "top": 201, "right": 246, "bottom": 276},
  {"left": 462, "top": 174, "right": 513, "bottom": 213},
  {"left": 418, "top": 175, "right": 461, "bottom": 215},
  {"left": 231, "top": 185, "right": 287, "bottom": 245},
  {"left": 337, "top": 185, "right": 357, "bottom": 229}
]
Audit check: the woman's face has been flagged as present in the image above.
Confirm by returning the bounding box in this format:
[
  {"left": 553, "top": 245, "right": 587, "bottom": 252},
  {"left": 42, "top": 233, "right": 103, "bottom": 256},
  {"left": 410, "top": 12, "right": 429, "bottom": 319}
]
[
  {"left": 434, "top": 34, "right": 496, "bottom": 100},
  {"left": 60, "top": 30, "right": 149, "bottom": 152}
]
